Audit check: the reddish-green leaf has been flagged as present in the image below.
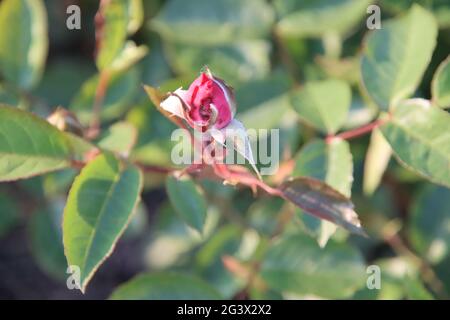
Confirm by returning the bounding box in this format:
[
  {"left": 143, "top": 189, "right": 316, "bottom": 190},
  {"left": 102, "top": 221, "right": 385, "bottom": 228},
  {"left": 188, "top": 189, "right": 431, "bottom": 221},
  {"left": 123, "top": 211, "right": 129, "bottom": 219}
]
[{"left": 280, "top": 177, "right": 365, "bottom": 236}]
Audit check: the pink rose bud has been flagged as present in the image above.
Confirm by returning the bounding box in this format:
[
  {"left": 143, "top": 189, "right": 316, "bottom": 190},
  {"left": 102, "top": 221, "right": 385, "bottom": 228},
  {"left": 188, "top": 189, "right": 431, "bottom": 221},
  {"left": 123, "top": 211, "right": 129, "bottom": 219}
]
[
  {"left": 183, "top": 69, "right": 235, "bottom": 130},
  {"left": 159, "top": 68, "right": 236, "bottom": 130}
]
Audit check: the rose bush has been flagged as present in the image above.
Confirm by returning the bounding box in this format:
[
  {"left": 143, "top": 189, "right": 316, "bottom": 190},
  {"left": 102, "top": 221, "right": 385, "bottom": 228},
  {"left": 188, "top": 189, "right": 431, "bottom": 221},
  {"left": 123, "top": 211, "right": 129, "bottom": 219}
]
[{"left": 0, "top": 0, "right": 449, "bottom": 300}]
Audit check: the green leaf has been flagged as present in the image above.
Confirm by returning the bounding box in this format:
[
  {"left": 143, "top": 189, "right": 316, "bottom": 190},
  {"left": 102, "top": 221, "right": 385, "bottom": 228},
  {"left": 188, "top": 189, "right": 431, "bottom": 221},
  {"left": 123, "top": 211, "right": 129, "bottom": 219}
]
[
  {"left": 42, "top": 169, "right": 77, "bottom": 196},
  {"left": 28, "top": 209, "right": 66, "bottom": 280},
  {"left": 165, "top": 40, "right": 271, "bottom": 83},
  {"left": 136, "top": 99, "right": 187, "bottom": 170},
  {"left": 361, "top": 5, "right": 438, "bottom": 110},
  {"left": 96, "top": 0, "right": 127, "bottom": 70},
  {"left": 97, "top": 122, "right": 137, "bottom": 155},
  {"left": 274, "top": 0, "right": 371, "bottom": 38},
  {"left": 107, "top": 41, "right": 148, "bottom": 74},
  {"left": 380, "top": 99, "right": 450, "bottom": 188},
  {"left": 110, "top": 272, "right": 222, "bottom": 299},
  {"left": 95, "top": 0, "right": 145, "bottom": 71},
  {"left": 240, "top": 94, "right": 291, "bottom": 130},
  {"left": 294, "top": 139, "right": 353, "bottom": 197},
  {"left": 63, "top": 153, "right": 143, "bottom": 292},
  {"left": 291, "top": 79, "right": 351, "bottom": 134},
  {"left": 196, "top": 225, "right": 244, "bottom": 298},
  {"left": 236, "top": 73, "right": 292, "bottom": 130},
  {"left": 280, "top": 177, "right": 365, "bottom": 236},
  {"left": 410, "top": 185, "right": 450, "bottom": 264},
  {"left": 0, "top": 0, "right": 48, "bottom": 89},
  {"left": 260, "top": 234, "right": 366, "bottom": 298},
  {"left": 248, "top": 198, "right": 284, "bottom": 236},
  {"left": 0, "top": 105, "right": 92, "bottom": 182},
  {"left": 403, "top": 275, "right": 434, "bottom": 300},
  {"left": 70, "top": 68, "right": 139, "bottom": 124},
  {"left": 432, "top": 56, "right": 450, "bottom": 108},
  {"left": 293, "top": 138, "right": 353, "bottom": 246},
  {"left": 151, "top": 0, "right": 274, "bottom": 45},
  {"left": 165, "top": 174, "right": 207, "bottom": 232},
  {"left": 144, "top": 201, "right": 221, "bottom": 270},
  {"left": 381, "top": 0, "right": 450, "bottom": 29},
  {"left": 126, "top": 0, "right": 144, "bottom": 34},
  {"left": 316, "top": 56, "right": 360, "bottom": 84},
  {"left": 363, "top": 128, "right": 392, "bottom": 195}
]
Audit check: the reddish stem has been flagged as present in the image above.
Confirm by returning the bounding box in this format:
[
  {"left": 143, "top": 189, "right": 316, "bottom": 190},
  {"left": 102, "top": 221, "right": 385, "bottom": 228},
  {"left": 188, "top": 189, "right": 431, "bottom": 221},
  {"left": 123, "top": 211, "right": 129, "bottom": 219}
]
[
  {"left": 327, "top": 118, "right": 386, "bottom": 143},
  {"left": 70, "top": 160, "right": 86, "bottom": 170},
  {"left": 87, "top": 71, "right": 110, "bottom": 139},
  {"left": 212, "top": 162, "right": 283, "bottom": 197}
]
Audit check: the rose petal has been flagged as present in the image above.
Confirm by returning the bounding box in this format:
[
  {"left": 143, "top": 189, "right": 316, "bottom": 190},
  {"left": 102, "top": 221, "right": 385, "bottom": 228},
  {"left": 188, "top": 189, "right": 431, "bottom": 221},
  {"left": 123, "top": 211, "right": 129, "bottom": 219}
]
[{"left": 160, "top": 88, "right": 188, "bottom": 119}]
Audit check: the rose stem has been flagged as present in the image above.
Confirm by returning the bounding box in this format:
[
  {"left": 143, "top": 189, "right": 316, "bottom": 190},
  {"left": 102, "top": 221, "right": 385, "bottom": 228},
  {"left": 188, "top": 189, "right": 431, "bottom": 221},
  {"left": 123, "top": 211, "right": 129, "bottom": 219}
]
[{"left": 326, "top": 118, "right": 387, "bottom": 143}]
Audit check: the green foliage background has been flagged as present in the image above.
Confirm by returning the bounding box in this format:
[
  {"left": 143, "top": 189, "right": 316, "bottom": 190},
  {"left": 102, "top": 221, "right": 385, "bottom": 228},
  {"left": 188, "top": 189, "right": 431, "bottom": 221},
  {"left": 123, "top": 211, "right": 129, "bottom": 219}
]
[{"left": 0, "top": 0, "right": 450, "bottom": 299}]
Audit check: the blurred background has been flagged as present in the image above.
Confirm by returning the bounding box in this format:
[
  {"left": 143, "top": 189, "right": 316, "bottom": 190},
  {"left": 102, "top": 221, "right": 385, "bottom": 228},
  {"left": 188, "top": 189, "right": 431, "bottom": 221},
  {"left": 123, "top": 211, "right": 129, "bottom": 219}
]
[{"left": 0, "top": 0, "right": 450, "bottom": 299}]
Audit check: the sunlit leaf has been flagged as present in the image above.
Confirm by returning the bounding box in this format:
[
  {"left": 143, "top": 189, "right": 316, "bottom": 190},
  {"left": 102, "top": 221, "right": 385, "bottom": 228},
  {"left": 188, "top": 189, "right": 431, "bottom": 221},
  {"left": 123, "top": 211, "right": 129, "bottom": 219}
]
[
  {"left": 97, "top": 122, "right": 137, "bottom": 155},
  {"left": 126, "top": 0, "right": 144, "bottom": 34},
  {"left": 363, "top": 128, "right": 392, "bottom": 195},
  {"left": 63, "top": 153, "right": 143, "bottom": 292},
  {"left": 95, "top": 0, "right": 145, "bottom": 72},
  {"left": 0, "top": 105, "right": 92, "bottom": 182},
  {"left": 96, "top": 0, "right": 127, "bottom": 71},
  {"left": 380, "top": 99, "right": 450, "bottom": 188},
  {"left": 361, "top": 5, "right": 438, "bottom": 110},
  {"left": 0, "top": 0, "right": 48, "bottom": 89},
  {"left": 107, "top": 41, "right": 148, "bottom": 74},
  {"left": 432, "top": 56, "right": 450, "bottom": 108},
  {"left": 291, "top": 79, "right": 351, "bottom": 134}
]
